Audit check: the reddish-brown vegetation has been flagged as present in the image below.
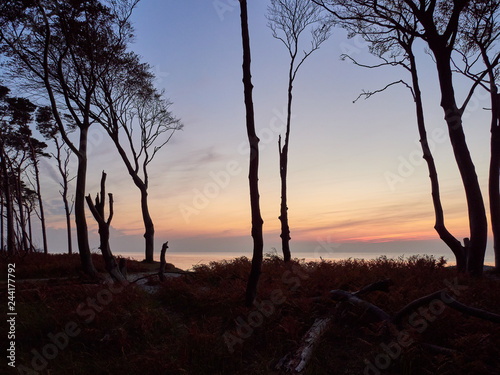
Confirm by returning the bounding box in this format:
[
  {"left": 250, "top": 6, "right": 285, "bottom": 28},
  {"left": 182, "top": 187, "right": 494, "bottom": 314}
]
[{"left": 1, "top": 253, "right": 499, "bottom": 374}]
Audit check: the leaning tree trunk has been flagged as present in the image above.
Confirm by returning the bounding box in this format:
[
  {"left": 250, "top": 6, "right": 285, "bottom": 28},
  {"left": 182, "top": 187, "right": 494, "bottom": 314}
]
[
  {"left": 432, "top": 49, "right": 487, "bottom": 276},
  {"left": 407, "top": 49, "right": 466, "bottom": 271},
  {"left": 107, "top": 135, "right": 156, "bottom": 263},
  {"left": 240, "top": 0, "right": 264, "bottom": 307},
  {"left": 478, "top": 46, "right": 500, "bottom": 272},
  {"left": 75, "top": 127, "right": 97, "bottom": 276},
  {"left": 140, "top": 187, "right": 155, "bottom": 263}
]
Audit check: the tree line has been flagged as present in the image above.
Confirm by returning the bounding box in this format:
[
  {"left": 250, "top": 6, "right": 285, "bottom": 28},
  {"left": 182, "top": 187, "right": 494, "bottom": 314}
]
[{"left": 0, "top": 0, "right": 181, "bottom": 279}]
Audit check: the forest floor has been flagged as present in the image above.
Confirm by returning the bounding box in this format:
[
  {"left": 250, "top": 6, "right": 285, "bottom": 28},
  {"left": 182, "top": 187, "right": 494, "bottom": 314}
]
[{"left": 1, "top": 252, "right": 500, "bottom": 375}]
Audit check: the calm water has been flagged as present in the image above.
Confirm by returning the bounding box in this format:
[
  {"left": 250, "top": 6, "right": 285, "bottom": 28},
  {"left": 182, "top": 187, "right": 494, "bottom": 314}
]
[{"left": 116, "top": 250, "right": 495, "bottom": 271}]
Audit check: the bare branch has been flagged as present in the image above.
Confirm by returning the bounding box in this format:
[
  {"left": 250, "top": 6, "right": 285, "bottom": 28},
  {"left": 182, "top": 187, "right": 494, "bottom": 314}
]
[{"left": 353, "top": 79, "right": 414, "bottom": 103}]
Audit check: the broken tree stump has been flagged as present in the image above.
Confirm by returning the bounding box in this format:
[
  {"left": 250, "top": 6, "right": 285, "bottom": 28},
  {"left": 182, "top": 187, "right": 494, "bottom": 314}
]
[
  {"left": 158, "top": 241, "right": 169, "bottom": 281},
  {"left": 85, "top": 171, "right": 125, "bottom": 283}
]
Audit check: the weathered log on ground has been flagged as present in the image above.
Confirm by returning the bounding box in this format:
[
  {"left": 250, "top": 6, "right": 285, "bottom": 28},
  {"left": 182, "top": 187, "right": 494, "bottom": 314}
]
[
  {"left": 276, "top": 279, "right": 392, "bottom": 373},
  {"left": 420, "top": 342, "right": 457, "bottom": 356},
  {"left": 275, "top": 317, "right": 332, "bottom": 373},
  {"left": 353, "top": 278, "right": 393, "bottom": 296},
  {"left": 158, "top": 241, "right": 169, "bottom": 282},
  {"left": 329, "top": 289, "right": 392, "bottom": 322},
  {"left": 276, "top": 278, "right": 500, "bottom": 374},
  {"left": 392, "top": 289, "right": 500, "bottom": 324}
]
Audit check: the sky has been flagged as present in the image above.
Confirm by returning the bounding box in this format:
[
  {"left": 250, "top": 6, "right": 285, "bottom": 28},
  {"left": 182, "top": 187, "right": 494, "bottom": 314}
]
[{"left": 31, "top": 0, "right": 496, "bottom": 264}]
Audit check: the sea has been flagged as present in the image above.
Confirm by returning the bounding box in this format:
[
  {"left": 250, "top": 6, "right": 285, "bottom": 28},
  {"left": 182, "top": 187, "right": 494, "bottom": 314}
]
[{"left": 115, "top": 250, "right": 496, "bottom": 271}]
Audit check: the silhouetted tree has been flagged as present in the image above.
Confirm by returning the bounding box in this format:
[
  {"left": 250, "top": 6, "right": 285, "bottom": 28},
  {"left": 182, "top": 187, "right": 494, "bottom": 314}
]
[
  {"left": 37, "top": 106, "right": 76, "bottom": 254},
  {"left": 267, "top": 0, "right": 330, "bottom": 262},
  {"left": 458, "top": 1, "right": 500, "bottom": 271},
  {"left": 0, "top": 0, "right": 138, "bottom": 275},
  {"left": 27, "top": 135, "right": 49, "bottom": 254},
  {"left": 332, "top": 4, "right": 471, "bottom": 272},
  {"left": 22, "top": 186, "right": 38, "bottom": 252},
  {"left": 316, "top": 0, "right": 488, "bottom": 275},
  {"left": 239, "top": 0, "right": 264, "bottom": 307},
  {"left": 90, "top": 54, "right": 182, "bottom": 263},
  {"left": 0, "top": 84, "right": 45, "bottom": 255},
  {"left": 86, "top": 171, "right": 125, "bottom": 282}
]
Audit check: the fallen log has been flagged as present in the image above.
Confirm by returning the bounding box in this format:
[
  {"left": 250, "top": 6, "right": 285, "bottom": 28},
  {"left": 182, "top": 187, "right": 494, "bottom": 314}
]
[
  {"left": 276, "top": 279, "right": 500, "bottom": 374},
  {"left": 276, "top": 279, "right": 392, "bottom": 373},
  {"left": 275, "top": 317, "right": 333, "bottom": 373},
  {"left": 392, "top": 289, "right": 500, "bottom": 324},
  {"left": 330, "top": 289, "right": 391, "bottom": 322},
  {"left": 354, "top": 278, "right": 393, "bottom": 296}
]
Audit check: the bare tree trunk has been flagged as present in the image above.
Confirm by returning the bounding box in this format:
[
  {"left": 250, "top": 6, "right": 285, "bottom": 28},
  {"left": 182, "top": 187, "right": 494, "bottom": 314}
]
[
  {"left": 407, "top": 49, "right": 467, "bottom": 271},
  {"left": 75, "top": 127, "right": 97, "bottom": 276},
  {"left": 1, "top": 191, "right": 4, "bottom": 252},
  {"left": 431, "top": 48, "right": 487, "bottom": 276},
  {"left": 1, "top": 149, "right": 15, "bottom": 255},
  {"left": 86, "top": 171, "right": 125, "bottom": 282},
  {"left": 105, "top": 136, "right": 156, "bottom": 263},
  {"left": 279, "top": 75, "right": 293, "bottom": 262},
  {"left": 490, "top": 119, "right": 500, "bottom": 271},
  {"left": 54, "top": 140, "right": 73, "bottom": 255},
  {"left": 141, "top": 187, "right": 155, "bottom": 263},
  {"left": 30, "top": 143, "right": 48, "bottom": 254},
  {"left": 486, "top": 75, "right": 500, "bottom": 272},
  {"left": 476, "top": 45, "right": 500, "bottom": 272},
  {"left": 26, "top": 205, "right": 34, "bottom": 252},
  {"left": 15, "top": 169, "right": 29, "bottom": 252},
  {"left": 63, "top": 191, "right": 73, "bottom": 255},
  {"left": 158, "top": 241, "right": 168, "bottom": 281},
  {"left": 240, "top": 0, "right": 264, "bottom": 307}
]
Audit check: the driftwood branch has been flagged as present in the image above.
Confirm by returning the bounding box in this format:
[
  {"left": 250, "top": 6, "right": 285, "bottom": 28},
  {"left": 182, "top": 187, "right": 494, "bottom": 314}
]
[
  {"left": 329, "top": 290, "right": 392, "bottom": 322},
  {"left": 275, "top": 317, "right": 333, "bottom": 373},
  {"left": 276, "top": 279, "right": 392, "bottom": 373},
  {"left": 278, "top": 279, "right": 500, "bottom": 373},
  {"left": 392, "top": 289, "right": 500, "bottom": 324},
  {"left": 354, "top": 278, "right": 393, "bottom": 296},
  {"left": 440, "top": 292, "right": 500, "bottom": 323}
]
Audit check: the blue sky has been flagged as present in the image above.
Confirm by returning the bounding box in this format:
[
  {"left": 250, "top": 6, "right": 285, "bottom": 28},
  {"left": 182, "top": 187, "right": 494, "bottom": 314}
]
[{"left": 34, "top": 0, "right": 495, "bottom": 264}]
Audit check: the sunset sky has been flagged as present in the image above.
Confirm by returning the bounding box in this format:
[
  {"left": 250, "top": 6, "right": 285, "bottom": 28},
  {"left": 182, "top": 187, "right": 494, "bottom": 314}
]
[{"left": 35, "top": 0, "right": 495, "bottom": 264}]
